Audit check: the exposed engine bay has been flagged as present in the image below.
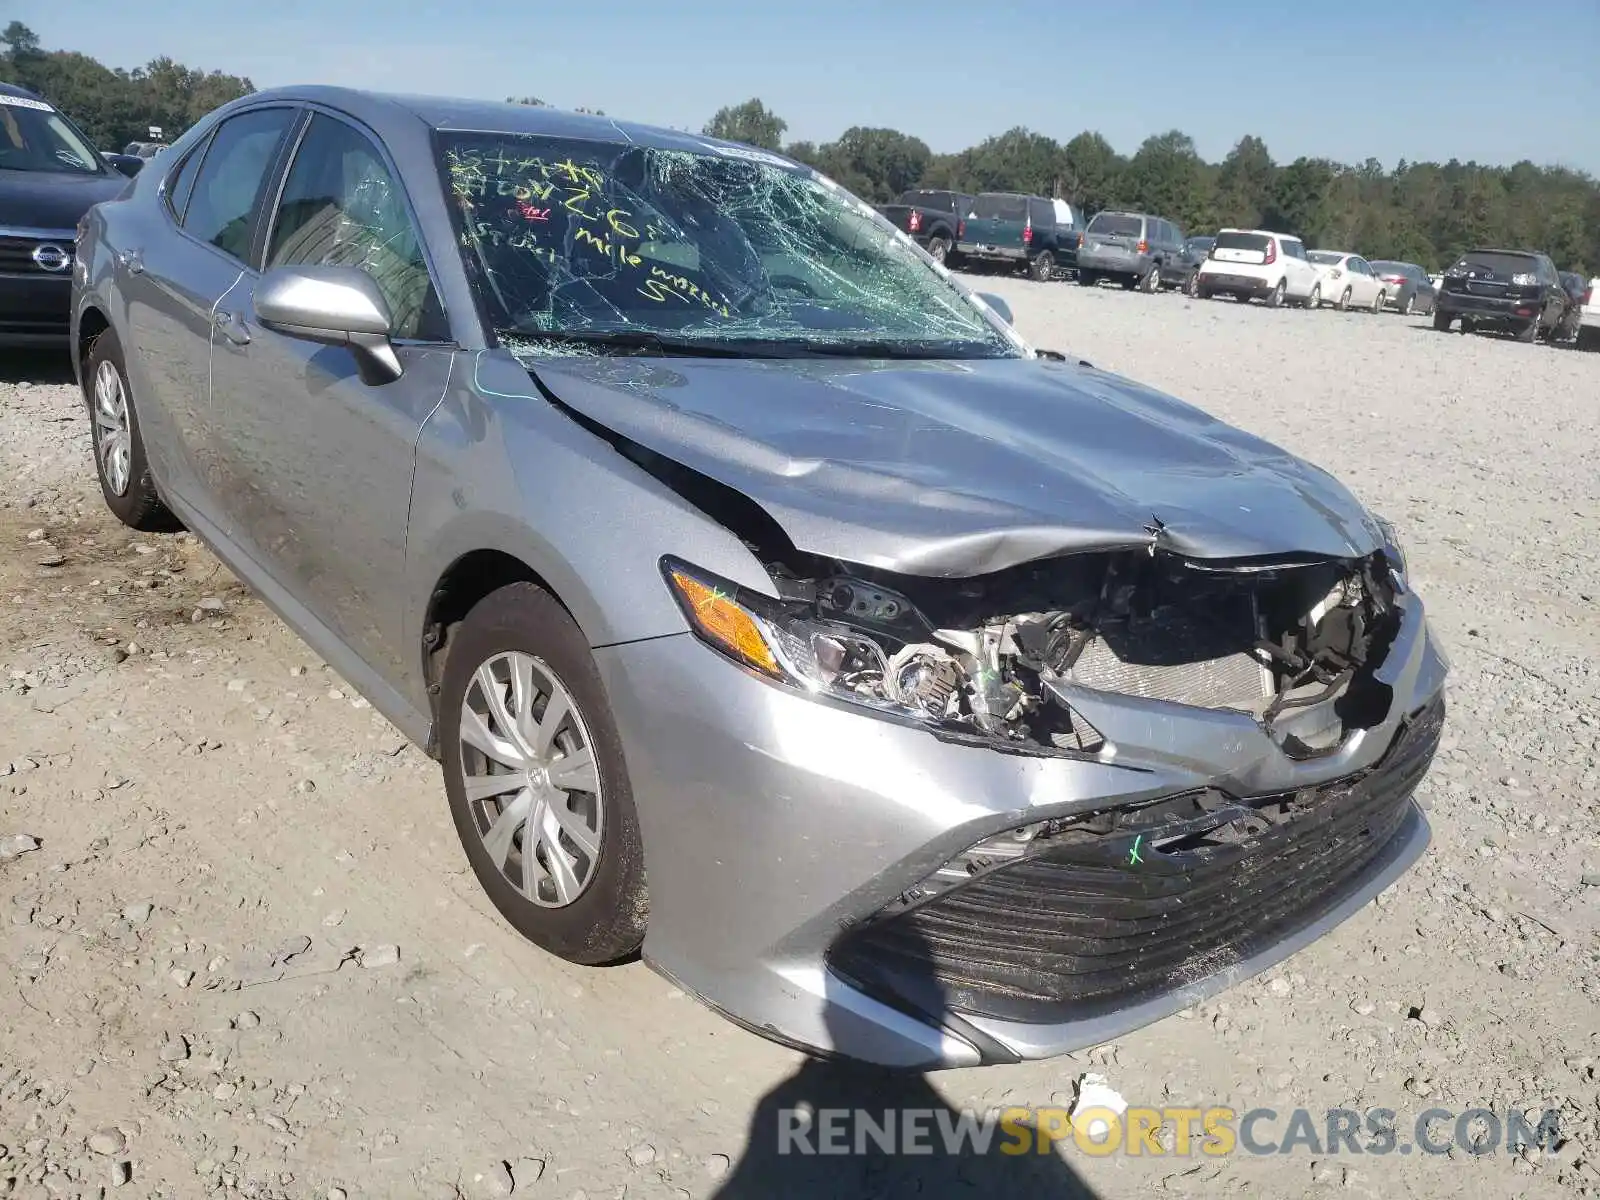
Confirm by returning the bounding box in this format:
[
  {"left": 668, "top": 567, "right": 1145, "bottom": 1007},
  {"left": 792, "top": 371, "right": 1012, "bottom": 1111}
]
[{"left": 759, "top": 548, "right": 1403, "bottom": 756}]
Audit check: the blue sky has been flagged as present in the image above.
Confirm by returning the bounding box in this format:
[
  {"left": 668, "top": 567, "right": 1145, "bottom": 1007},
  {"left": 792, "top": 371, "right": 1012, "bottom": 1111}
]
[{"left": 19, "top": 0, "right": 1600, "bottom": 173}]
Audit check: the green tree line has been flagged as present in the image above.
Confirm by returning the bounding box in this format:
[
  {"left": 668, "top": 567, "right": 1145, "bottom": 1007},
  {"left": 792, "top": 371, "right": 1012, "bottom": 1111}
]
[
  {"left": 4, "top": 24, "right": 1591, "bottom": 275},
  {"left": 706, "top": 98, "right": 1600, "bottom": 274},
  {"left": 1, "top": 22, "right": 253, "bottom": 149}
]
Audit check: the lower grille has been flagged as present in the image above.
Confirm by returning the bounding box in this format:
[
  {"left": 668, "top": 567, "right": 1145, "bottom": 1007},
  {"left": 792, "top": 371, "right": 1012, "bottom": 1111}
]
[{"left": 829, "top": 695, "right": 1444, "bottom": 1025}]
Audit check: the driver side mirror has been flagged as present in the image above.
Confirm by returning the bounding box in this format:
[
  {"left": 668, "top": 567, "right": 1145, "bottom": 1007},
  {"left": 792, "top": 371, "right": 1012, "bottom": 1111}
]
[
  {"left": 254, "top": 264, "right": 402, "bottom": 386},
  {"left": 977, "top": 292, "right": 1014, "bottom": 326}
]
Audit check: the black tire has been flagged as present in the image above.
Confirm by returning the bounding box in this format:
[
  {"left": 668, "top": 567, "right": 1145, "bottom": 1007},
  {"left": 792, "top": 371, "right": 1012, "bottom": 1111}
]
[
  {"left": 1517, "top": 319, "right": 1539, "bottom": 344},
  {"left": 1139, "top": 263, "right": 1160, "bottom": 293},
  {"left": 1078, "top": 270, "right": 1099, "bottom": 287},
  {"left": 1335, "top": 287, "right": 1351, "bottom": 312},
  {"left": 1371, "top": 289, "right": 1385, "bottom": 314},
  {"left": 1030, "top": 250, "right": 1055, "bottom": 282},
  {"left": 1265, "top": 279, "right": 1286, "bottom": 308},
  {"left": 1578, "top": 325, "right": 1600, "bottom": 352},
  {"left": 1399, "top": 292, "right": 1413, "bottom": 316},
  {"left": 925, "top": 235, "right": 950, "bottom": 265},
  {"left": 1432, "top": 309, "right": 1452, "bottom": 332},
  {"left": 439, "top": 582, "right": 647, "bottom": 966},
  {"left": 1197, "top": 284, "right": 1213, "bottom": 300},
  {"left": 1185, "top": 271, "right": 1200, "bottom": 298},
  {"left": 84, "top": 327, "right": 178, "bottom": 532}
]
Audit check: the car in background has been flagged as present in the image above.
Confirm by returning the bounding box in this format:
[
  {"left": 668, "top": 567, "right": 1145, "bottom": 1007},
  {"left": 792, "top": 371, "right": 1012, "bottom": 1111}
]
[
  {"left": 120, "top": 140, "right": 166, "bottom": 159},
  {"left": 1075, "top": 211, "right": 1186, "bottom": 292},
  {"left": 955, "top": 191, "right": 1073, "bottom": 281},
  {"left": 1578, "top": 276, "right": 1600, "bottom": 352},
  {"left": 875, "top": 189, "right": 971, "bottom": 266},
  {"left": 1177, "top": 235, "right": 1215, "bottom": 296},
  {"left": 0, "top": 82, "right": 133, "bottom": 347},
  {"left": 1306, "top": 251, "right": 1388, "bottom": 312},
  {"left": 70, "top": 85, "right": 1447, "bottom": 1070},
  {"left": 1555, "top": 271, "right": 1589, "bottom": 344},
  {"left": 1433, "top": 249, "right": 1571, "bottom": 343},
  {"left": 1195, "top": 229, "right": 1321, "bottom": 308},
  {"left": 1370, "top": 261, "right": 1435, "bottom": 315}
]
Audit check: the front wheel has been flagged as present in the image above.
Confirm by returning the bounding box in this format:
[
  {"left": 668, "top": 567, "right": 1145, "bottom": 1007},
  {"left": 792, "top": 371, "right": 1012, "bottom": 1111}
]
[
  {"left": 1030, "top": 250, "right": 1055, "bottom": 282},
  {"left": 1399, "top": 292, "right": 1413, "bottom": 316},
  {"left": 1517, "top": 319, "right": 1539, "bottom": 344},
  {"left": 1303, "top": 285, "right": 1321, "bottom": 310},
  {"left": 1335, "top": 287, "right": 1352, "bottom": 312},
  {"left": 1185, "top": 271, "right": 1200, "bottom": 298},
  {"left": 440, "top": 582, "right": 647, "bottom": 965}
]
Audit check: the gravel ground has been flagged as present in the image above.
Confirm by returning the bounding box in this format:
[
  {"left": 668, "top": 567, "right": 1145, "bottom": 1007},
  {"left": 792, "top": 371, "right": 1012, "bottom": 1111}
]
[{"left": 1, "top": 283, "right": 1598, "bottom": 1200}]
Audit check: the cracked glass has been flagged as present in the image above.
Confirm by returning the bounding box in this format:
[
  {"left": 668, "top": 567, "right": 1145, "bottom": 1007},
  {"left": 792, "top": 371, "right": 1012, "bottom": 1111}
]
[{"left": 437, "top": 131, "right": 1021, "bottom": 359}]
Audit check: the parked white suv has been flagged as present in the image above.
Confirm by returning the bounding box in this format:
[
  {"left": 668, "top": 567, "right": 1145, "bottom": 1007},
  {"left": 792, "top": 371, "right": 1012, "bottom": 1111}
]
[
  {"left": 1580, "top": 276, "right": 1600, "bottom": 352},
  {"left": 1196, "top": 229, "right": 1322, "bottom": 308}
]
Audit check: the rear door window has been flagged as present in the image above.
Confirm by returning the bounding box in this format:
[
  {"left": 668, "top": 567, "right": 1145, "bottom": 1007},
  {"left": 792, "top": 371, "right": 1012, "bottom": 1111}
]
[
  {"left": 164, "top": 130, "right": 214, "bottom": 224},
  {"left": 183, "top": 107, "right": 297, "bottom": 262}
]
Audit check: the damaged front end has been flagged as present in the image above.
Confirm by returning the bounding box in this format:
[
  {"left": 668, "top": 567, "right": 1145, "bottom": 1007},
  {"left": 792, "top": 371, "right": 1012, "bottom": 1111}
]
[{"left": 664, "top": 542, "right": 1407, "bottom": 762}]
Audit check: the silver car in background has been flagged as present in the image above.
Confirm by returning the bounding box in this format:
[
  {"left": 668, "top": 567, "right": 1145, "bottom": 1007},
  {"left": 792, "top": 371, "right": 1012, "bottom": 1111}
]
[{"left": 71, "top": 87, "right": 1449, "bottom": 1070}]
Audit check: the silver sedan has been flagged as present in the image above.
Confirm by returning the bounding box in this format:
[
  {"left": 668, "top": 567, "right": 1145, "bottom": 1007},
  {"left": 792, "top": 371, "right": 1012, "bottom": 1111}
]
[{"left": 71, "top": 86, "right": 1449, "bottom": 1069}]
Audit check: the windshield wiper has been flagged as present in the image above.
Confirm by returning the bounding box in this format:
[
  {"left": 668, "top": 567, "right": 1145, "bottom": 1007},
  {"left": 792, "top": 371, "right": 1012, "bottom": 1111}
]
[
  {"left": 779, "top": 338, "right": 1004, "bottom": 360},
  {"left": 507, "top": 330, "right": 763, "bottom": 359}
]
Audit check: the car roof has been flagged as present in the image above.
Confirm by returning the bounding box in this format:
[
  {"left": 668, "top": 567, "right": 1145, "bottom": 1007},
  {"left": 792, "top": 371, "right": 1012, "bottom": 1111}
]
[
  {"left": 1219, "top": 228, "right": 1299, "bottom": 239},
  {"left": 0, "top": 81, "right": 44, "bottom": 101},
  {"left": 234, "top": 84, "right": 799, "bottom": 162}
]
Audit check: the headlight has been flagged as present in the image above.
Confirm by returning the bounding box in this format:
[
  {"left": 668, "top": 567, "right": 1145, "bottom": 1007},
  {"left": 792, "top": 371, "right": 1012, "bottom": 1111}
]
[
  {"left": 1510, "top": 272, "right": 1538, "bottom": 286},
  {"left": 1373, "top": 514, "right": 1408, "bottom": 591},
  {"left": 662, "top": 558, "right": 935, "bottom": 720}
]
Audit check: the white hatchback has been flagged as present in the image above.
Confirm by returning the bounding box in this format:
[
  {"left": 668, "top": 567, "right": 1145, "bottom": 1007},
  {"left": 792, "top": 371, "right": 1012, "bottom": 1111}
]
[
  {"left": 1307, "top": 251, "right": 1389, "bottom": 312},
  {"left": 1195, "top": 229, "right": 1322, "bottom": 308}
]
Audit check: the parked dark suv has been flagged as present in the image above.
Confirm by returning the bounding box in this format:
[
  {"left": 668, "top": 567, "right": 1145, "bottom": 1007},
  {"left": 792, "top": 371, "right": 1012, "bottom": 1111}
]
[
  {"left": 875, "top": 189, "right": 971, "bottom": 266},
  {"left": 1433, "top": 249, "right": 1571, "bottom": 343},
  {"left": 0, "top": 82, "right": 131, "bottom": 346},
  {"left": 1076, "top": 211, "right": 1187, "bottom": 292}
]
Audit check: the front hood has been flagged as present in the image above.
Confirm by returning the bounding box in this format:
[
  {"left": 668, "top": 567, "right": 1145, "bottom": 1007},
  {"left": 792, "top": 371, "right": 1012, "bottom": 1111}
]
[
  {"left": 0, "top": 170, "right": 126, "bottom": 230},
  {"left": 527, "top": 354, "right": 1385, "bottom": 576}
]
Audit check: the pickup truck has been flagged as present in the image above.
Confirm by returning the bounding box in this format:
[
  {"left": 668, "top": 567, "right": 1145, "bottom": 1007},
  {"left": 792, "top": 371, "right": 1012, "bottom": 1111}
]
[
  {"left": 875, "top": 189, "right": 971, "bottom": 266},
  {"left": 954, "top": 192, "right": 1078, "bottom": 281}
]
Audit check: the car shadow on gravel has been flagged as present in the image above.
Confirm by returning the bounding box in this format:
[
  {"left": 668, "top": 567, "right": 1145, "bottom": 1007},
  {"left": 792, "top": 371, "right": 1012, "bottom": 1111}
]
[
  {"left": 0, "top": 350, "right": 76, "bottom": 385},
  {"left": 711, "top": 928, "right": 1101, "bottom": 1199}
]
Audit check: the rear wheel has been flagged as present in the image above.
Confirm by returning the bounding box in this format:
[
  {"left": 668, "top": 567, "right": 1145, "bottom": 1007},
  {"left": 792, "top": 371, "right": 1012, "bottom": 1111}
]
[
  {"left": 85, "top": 329, "right": 177, "bottom": 532},
  {"left": 1303, "top": 285, "right": 1321, "bottom": 310},
  {"left": 1139, "top": 263, "right": 1160, "bottom": 293},
  {"left": 925, "top": 235, "right": 950, "bottom": 265},
  {"left": 1432, "top": 309, "right": 1452, "bottom": 332},
  {"left": 1517, "top": 319, "right": 1539, "bottom": 344},
  {"left": 440, "top": 582, "right": 647, "bottom": 965},
  {"left": 1185, "top": 270, "right": 1200, "bottom": 298},
  {"left": 1078, "top": 269, "right": 1099, "bottom": 287},
  {"left": 1030, "top": 250, "right": 1055, "bottom": 282},
  {"left": 1399, "top": 291, "right": 1413, "bottom": 316},
  {"left": 1372, "top": 289, "right": 1385, "bottom": 314},
  {"left": 1265, "top": 279, "right": 1286, "bottom": 308}
]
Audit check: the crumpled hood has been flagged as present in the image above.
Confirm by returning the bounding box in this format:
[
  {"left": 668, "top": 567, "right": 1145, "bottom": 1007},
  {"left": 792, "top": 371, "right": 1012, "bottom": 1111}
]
[
  {"left": 527, "top": 353, "right": 1385, "bottom": 576},
  {"left": 0, "top": 169, "right": 127, "bottom": 230}
]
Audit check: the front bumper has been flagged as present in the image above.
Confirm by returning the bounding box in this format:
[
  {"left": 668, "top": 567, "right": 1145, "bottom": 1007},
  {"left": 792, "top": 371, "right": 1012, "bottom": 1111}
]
[
  {"left": 0, "top": 273, "right": 72, "bottom": 346},
  {"left": 596, "top": 589, "right": 1448, "bottom": 1069}
]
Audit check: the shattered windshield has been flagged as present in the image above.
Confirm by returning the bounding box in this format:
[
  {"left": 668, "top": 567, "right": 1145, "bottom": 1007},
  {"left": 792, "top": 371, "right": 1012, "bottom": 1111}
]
[{"left": 438, "top": 132, "right": 1019, "bottom": 359}]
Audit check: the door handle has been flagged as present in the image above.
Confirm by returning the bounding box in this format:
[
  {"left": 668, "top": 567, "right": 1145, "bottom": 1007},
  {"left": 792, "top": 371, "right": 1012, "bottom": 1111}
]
[
  {"left": 214, "top": 309, "right": 251, "bottom": 346},
  {"left": 117, "top": 249, "right": 143, "bottom": 275}
]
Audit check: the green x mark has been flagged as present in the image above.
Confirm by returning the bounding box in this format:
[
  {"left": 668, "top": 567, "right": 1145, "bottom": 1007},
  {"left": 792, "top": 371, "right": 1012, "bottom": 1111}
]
[{"left": 1128, "top": 834, "right": 1144, "bottom": 866}]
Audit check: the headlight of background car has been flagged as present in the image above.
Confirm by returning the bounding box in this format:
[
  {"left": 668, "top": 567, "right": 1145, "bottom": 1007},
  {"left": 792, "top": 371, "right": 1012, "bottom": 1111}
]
[{"left": 662, "top": 558, "right": 929, "bottom": 720}]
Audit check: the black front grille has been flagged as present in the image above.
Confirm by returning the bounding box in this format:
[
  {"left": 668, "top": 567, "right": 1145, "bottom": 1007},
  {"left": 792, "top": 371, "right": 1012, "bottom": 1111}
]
[
  {"left": 830, "top": 696, "right": 1444, "bottom": 1025},
  {"left": 0, "top": 235, "right": 72, "bottom": 275}
]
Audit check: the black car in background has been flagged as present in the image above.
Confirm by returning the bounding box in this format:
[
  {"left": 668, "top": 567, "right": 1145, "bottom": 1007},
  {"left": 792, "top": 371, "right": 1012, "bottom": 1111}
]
[
  {"left": 1432, "top": 249, "right": 1570, "bottom": 343},
  {"left": 1370, "top": 261, "right": 1436, "bottom": 315},
  {"left": 875, "top": 189, "right": 971, "bottom": 266},
  {"left": 0, "top": 82, "right": 130, "bottom": 347}
]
